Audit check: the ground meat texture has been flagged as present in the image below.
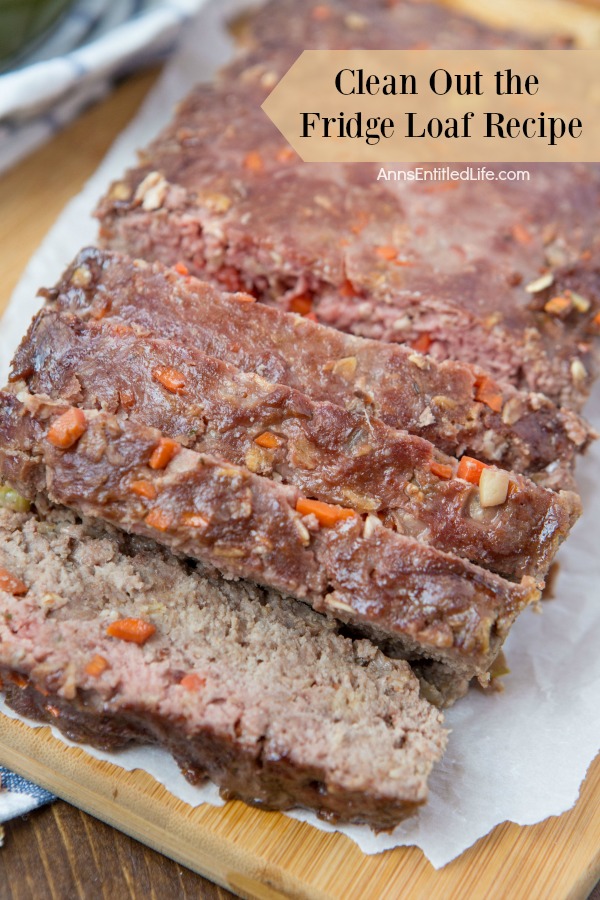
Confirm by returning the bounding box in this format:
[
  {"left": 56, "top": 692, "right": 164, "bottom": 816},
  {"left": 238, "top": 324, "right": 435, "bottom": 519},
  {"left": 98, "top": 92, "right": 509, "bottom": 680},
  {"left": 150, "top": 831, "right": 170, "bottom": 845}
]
[
  {"left": 10, "top": 306, "right": 580, "bottom": 582},
  {"left": 0, "top": 506, "right": 447, "bottom": 828},
  {"left": 95, "top": 73, "right": 600, "bottom": 411},
  {"left": 42, "top": 249, "right": 594, "bottom": 490},
  {"left": 0, "top": 391, "right": 538, "bottom": 684},
  {"left": 232, "top": 0, "right": 555, "bottom": 55}
]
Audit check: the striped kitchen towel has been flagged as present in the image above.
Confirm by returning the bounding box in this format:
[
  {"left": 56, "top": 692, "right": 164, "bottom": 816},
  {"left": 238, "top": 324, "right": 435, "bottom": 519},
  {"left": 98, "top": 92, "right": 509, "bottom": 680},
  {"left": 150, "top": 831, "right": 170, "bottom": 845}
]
[
  {"left": 0, "top": 766, "right": 56, "bottom": 831},
  {"left": 0, "top": 0, "right": 209, "bottom": 174}
]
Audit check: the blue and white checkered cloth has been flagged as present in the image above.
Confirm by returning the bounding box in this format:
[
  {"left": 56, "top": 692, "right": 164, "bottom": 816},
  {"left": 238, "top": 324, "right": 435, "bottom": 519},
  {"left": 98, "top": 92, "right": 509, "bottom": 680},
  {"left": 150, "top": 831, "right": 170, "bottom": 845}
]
[
  {"left": 0, "top": 0, "right": 208, "bottom": 174},
  {"left": 0, "top": 766, "right": 55, "bottom": 828}
]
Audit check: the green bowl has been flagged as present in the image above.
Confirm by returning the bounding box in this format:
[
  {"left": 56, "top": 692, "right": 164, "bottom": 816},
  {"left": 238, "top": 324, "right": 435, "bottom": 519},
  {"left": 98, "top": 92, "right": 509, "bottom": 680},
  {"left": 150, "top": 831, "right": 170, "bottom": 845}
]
[{"left": 0, "top": 0, "right": 76, "bottom": 67}]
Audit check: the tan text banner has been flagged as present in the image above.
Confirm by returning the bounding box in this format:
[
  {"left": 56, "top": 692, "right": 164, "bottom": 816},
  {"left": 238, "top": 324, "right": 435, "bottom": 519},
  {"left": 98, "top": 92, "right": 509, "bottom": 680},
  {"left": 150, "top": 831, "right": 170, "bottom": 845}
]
[{"left": 261, "top": 50, "right": 600, "bottom": 162}]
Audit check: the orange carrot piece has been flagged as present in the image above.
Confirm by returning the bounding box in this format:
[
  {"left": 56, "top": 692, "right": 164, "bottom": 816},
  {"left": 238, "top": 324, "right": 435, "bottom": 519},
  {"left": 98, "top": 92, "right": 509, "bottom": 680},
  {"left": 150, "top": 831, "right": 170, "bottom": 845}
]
[
  {"left": 46, "top": 704, "right": 61, "bottom": 718},
  {"left": 544, "top": 295, "right": 571, "bottom": 316},
  {"left": 351, "top": 211, "right": 370, "bottom": 234},
  {"left": 375, "top": 245, "right": 397, "bottom": 261},
  {"left": 47, "top": 407, "right": 87, "bottom": 449},
  {"left": 149, "top": 437, "right": 180, "bottom": 470},
  {"left": 129, "top": 479, "right": 158, "bottom": 500},
  {"left": 180, "top": 673, "right": 206, "bottom": 691},
  {"left": 296, "top": 497, "right": 355, "bottom": 527},
  {"left": 289, "top": 294, "right": 313, "bottom": 316},
  {"left": 9, "top": 672, "right": 28, "bottom": 688},
  {"left": 174, "top": 261, "right": 189, "bottom": 276},
  {"left": 411, "top": 333, "right": 432, "bottom": 354},
  {"left": 244, "top": 151, "right": 264, "bottom": 172},
  {"left": 145, "top": 508, "right": 173, "bottom": 532},
  {"left": 85, "top": 655, "right": 109, "bottom": 677},
  {"left": 254, "top": 431, "right": 282, "bottom": 450},
  {"left": 109, "top": 323, "right": 131, "bottom": 338},
  {"left": 119, "top": 388, "right": 136, "bottom": 410},
  {"left": 340, "top": 279, "right": 357, "bottom": 298},
  {"left": 511, "top": 223, "right": 532, "bottom": 245},
  {"left": 235, "top": 293, "right": 257, "bottom": 304},
  {"left": 312, "top": 3, "right": 331, "bottom": 19},
  {"left": 216, "top": 267, "right": 244, "bottom": 293},
  {"left": 152, "top": 365, "right": 186, "bottom": 394},
  {"left": 0, "top": 566, "right": 27, "bottom": 595},
  {"left": 430, "top": 461, "right": 453, "bottom": 480},
  {"left": 457, "top": 456, "right": 490, "bottom": 485},
  {"left": 106, "top": 618, "right": 156, "bottom": 645},
  {"left": 474, "top": 376, "right": 503, "bottom": 413},
  {"left": 277, "top": 146, "right": 296, "bottom": 162}
]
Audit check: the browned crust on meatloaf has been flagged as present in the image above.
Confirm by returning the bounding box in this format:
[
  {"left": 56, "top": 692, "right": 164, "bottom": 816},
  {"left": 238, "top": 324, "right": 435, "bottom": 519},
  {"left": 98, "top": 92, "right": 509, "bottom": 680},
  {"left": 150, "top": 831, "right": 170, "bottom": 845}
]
[
  {"left": 10, "top": 305, "right": 580, "bottom": 581},
  {"left": 0, "top": 507, "right": 446, "bottom": 828},
  {"left": 95, "top": 75, "right": 600, "bottom": 410},
  {"left": 0, "top": 390, "right": 538, "bottom": 680},
  {"left": 233, "top": 0, "right": 558, "bottom": 55},
  {"left": 42, "top": 249, "right": 594, "bottom": 489}
]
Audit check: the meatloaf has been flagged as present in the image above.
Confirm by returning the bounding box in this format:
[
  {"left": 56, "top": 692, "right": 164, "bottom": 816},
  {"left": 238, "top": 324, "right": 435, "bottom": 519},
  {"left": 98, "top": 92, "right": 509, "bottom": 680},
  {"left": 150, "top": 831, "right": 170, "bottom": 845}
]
[
  {"left": 96, "top": 77, "right": 600, "bottom": 410},
  {"left": 234, "top": 0, "right": 555, "bottom": 54},
  {"left": 41, "top": 249, "right": 593, "bottom": 489},
  {"left": 0, "top": 390, "right": 538, "bottom": 685},
  {"left": 10, "top": 305, "right": 580, "bottom": 581},
  {"left": 0, "top": 505, "right": 447, "bottom": 828}
]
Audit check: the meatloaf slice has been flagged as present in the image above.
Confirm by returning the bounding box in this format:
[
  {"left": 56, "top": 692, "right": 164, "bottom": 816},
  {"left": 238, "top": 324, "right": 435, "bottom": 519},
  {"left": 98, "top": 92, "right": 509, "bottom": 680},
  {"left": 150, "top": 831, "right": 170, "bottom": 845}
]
[
  {"left": 0, "top": 506, "right": 447, "bottom": 828},
  {"left": 43, "top": 249, "right": 593, "bottom": 490},
  {"left": 233, "top": 0, "right": 553, "bottom": 54},
  {"left": 95, "top": 76, "right": 600, "bottom": 410},
  {"left": 10, "top": 306, "right": 580, "bottom": 582},
  {"left": 0, "top": 390, "right": 538, "bottom": 685}
]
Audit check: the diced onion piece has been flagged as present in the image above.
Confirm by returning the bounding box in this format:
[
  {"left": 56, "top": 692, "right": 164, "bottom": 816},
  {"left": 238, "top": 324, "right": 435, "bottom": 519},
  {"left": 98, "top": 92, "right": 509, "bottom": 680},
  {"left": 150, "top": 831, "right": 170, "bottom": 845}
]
[
  {"left": 363, "top": 514, "right": 382, "bottom": 539},
  {"left": 571, "top": 291, "right": 591, "bottom": 313},
  {"left": 479, "top": 468, "right": 510, "bottom": 508},
  {"left": 525, "top": 273, "right": 554, "bottom": 294}
]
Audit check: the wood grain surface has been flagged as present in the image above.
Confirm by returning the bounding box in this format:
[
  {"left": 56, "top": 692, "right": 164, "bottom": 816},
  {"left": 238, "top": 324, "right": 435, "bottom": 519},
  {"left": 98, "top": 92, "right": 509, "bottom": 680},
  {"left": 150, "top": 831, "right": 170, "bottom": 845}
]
[
  {"left": 1, "top": 801, "right": 235, "bottom": 900},
  {"left": 0, "top": 7, "right": 600, "bottom": 899}
]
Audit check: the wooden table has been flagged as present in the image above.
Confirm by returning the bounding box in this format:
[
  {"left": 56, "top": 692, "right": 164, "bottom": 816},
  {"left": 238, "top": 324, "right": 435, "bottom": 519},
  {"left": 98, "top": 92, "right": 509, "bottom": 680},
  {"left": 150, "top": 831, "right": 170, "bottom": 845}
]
[{"left": 0, "top": 61, "right": 599, "bottom": 900}]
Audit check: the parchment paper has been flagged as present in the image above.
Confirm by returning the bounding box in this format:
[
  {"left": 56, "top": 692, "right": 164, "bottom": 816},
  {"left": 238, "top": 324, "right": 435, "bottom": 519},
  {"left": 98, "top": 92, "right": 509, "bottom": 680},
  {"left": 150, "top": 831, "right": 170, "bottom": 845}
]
[{"left": 0, "top": 0, "right": 599, "bottom": 868}]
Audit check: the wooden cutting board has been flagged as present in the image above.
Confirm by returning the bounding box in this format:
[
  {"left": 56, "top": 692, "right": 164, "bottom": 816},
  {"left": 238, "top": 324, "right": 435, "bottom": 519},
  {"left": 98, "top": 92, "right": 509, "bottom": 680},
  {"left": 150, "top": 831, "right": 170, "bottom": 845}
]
[
  {"left": 0, "top": 712, "right": 599, "bottom": 900},
  {"left": 1, "top": 6, "right": 600, "bottom": 896}
]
